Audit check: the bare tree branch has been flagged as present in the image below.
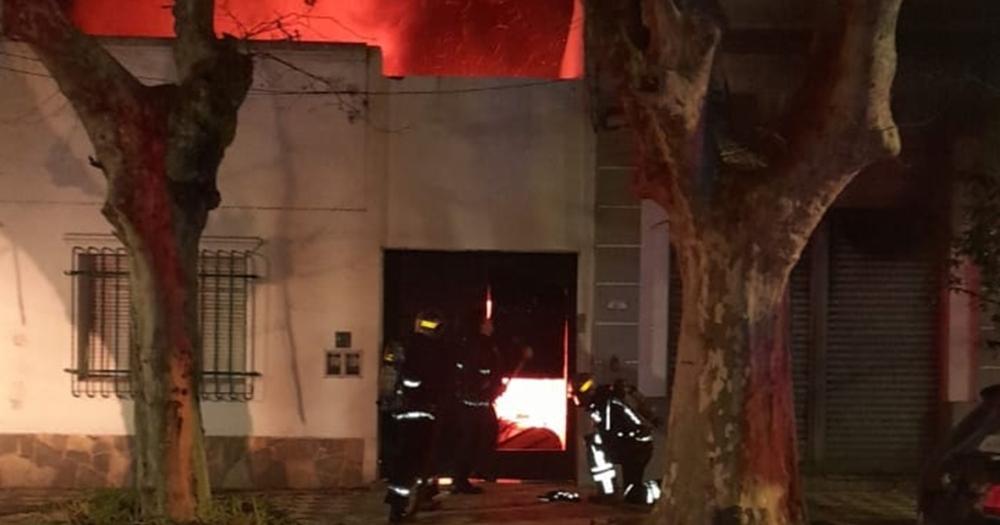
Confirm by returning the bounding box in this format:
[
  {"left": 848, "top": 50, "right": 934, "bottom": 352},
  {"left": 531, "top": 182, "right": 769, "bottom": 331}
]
[
  {"left": 724, "top": 0, "right": 904, "bottom": 273},
  {"left": 255, "top": 52, "right": 365, "bottom": 121},
  {"left": 768, "top": 0, "right": 903, "bottom": 211}
]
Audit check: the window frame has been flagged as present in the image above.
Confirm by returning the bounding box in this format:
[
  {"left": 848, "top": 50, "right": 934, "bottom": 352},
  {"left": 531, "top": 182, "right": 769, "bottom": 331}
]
[{"left": 65, "top": 236, "right": 262, "bottom": 401}]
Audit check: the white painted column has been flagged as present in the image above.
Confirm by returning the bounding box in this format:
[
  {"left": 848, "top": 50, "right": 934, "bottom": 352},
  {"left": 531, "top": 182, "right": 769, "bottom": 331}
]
[
  {"left": 945, "top": 137, "right": 983, "bottom": 424},
  {"left": 638, "top": 200, "right": 670, "bottom": 397},
  {"left": 945, "top": 260, "right": 980, "bottom": 405}
]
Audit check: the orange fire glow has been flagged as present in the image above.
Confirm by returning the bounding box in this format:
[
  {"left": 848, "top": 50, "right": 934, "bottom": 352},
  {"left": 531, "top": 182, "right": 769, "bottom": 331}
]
[
  {"left": 494, "top": 317, "right": 569, "bottom": 450},
  {"left": 68, "top": 0, "right": 583, "bottom": 79},
  {"left": 494, "top": 377, "right": 567, "bottom": 450},
  {"left": 485, "top": 287, "right": 493, "bottom": 320}
]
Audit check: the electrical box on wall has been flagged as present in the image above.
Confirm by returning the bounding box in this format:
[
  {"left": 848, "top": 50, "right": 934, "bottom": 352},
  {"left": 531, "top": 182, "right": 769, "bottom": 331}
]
[
  {"left": 325, "top": 350, "right": 343, "bottom": 376},
  {"left": 325, "top": 349, "right": 362, "bottom": 377},
  {"left": 326, "top": 331, "right": 360, "bottom": 377}
]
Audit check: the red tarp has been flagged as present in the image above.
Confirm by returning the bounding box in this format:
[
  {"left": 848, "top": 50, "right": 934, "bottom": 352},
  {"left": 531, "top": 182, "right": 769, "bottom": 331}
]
[{"left": 70, "top": 0, "right": 583, "bottom": 78}]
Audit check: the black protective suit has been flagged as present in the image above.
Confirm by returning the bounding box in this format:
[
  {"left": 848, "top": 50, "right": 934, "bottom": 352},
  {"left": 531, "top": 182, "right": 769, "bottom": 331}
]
[
  {"left": 580, "top": 381, "right": 662, "bottom": 504},
  {"left": 451, "top": 332, "right": 505, "bottom": 490},
  {"left": 383, "top": 330, "right": 449, "bottom": 521}
]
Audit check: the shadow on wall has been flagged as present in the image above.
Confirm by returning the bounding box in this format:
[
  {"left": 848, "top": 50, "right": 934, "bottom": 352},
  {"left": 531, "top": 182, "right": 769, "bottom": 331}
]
[
  {"left": 0, "top": 48, "right": 137, "bottom": 488},
  {"left": 0, "top": 45, "right": 264, "bottom": 489},
  {"left": 196, "top": 83, "right": 375, "bottom": 490}
]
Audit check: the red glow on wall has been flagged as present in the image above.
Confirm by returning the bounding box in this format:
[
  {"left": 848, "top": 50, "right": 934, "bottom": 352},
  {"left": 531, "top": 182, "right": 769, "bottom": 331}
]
[{"left": 69, "top": 0, "right": 583, "bottom": 79}]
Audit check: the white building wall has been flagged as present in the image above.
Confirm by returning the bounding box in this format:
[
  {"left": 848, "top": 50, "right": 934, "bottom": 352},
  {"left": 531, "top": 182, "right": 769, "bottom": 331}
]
[
  {"left": 0, "top": 41, "right": 592, "bottom": 487},
  {"left": 385, "top": 77, "right": 591, "bottom": 253}
]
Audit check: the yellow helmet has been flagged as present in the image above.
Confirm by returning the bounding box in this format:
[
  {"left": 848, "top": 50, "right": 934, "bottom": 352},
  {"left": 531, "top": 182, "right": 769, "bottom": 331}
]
[
  {"left": 570, "top": 373, "right": 596, "bottom": 406},
  {"left": 414, "top": 310, "right": 445, "bottom": 337}
]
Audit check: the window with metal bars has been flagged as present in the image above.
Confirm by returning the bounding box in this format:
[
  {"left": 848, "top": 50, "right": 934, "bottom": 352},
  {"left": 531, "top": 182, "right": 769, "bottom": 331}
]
[{"left": 67, "top": 246, "right": 259, "bottom": 400}]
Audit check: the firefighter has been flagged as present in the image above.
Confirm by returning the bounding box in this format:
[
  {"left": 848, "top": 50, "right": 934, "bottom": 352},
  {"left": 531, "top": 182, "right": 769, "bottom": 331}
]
[
  {"left": 450, "top": 307, "right": 505, "bottom": 494},
  {"left": 377, "top": 340, "right": 404, "bottom": 482},
  {"left": 384, "top": 310, "right": 449, "bottom": 522},
  {"left": 571, "top": 373, "right": 663, "bottom": 505}
]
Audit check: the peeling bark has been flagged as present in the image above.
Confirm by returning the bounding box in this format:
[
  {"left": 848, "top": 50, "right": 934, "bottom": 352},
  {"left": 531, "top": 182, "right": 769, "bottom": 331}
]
[
  {"left": 5, "top": 0, "right": 252, "bottom": 520},
  {"left": 589, "top": 1, "right": 904, "bottom": 523},
  {"left": 658, "top": 243, "right": 801, "bottom": 524}
]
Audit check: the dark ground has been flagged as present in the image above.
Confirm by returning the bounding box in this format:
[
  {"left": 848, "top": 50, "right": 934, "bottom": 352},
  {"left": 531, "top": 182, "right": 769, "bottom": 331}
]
[{"left": 0, "top": 476, "right": 917, "bottom": 524}]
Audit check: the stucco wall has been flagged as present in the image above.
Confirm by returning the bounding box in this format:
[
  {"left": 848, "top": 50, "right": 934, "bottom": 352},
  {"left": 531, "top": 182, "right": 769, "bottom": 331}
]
[
  {"left": 0, "top": 41, "right": 385, "bottom": 483},
  {"left": 385, "top": 77, "right": 590, "bottom": 253},
  {"left": 0, "top": 41, "right": 593, "bottom": 486}
]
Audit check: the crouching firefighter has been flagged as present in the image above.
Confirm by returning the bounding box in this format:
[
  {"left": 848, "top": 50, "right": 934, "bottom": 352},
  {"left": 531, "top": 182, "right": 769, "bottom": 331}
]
[
  {"left": 571, "top": 373, "right": 662, "bottom": 505},
  {"left": 383, "top": 310, "right": 450, "bottom": 522}
]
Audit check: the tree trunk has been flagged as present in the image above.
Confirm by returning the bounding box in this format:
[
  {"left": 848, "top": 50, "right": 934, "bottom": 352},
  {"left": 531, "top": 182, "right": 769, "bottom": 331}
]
[
  {"left": 583, "top": 1, "right": 902, "bottom": 523},
  {"left": 655, "top": 236, "right": 802, "bottom": 525},
  {"left": 107, "top": 160, "right": 213, "bottom": 520},
  {"left": 127, "top": 233, "right": 209, "bottom": 520},
  {"left": 6, "top": 1, "right": 252, "bottom": 520}
]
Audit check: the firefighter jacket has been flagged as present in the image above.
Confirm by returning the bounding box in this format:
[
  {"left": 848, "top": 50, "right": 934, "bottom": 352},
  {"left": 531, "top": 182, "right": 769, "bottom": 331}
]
[
  {"left": 454, "top": 333, "right": 505, "bottom": 405},
  {"left": 394, "top": 332, "right": 450, "bottom": 414},
  {"left": 584, "top": 384, "right": 655, "bottom": 445}
]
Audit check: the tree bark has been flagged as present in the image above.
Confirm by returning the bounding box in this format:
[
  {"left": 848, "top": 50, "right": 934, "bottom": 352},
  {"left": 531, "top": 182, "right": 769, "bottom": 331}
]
[
  {"left": 113, "top": 174, "right": 211, "bottom": 519},
  {"left": 588, "top": 1, "right": 904, "bottom": 523},
  {"left": 99, "top": 105, "right": 220, "bottom": 516},
  {"left": 655, "top": 237, "right": 802, "bottom": 524},
  {"left": 5, "top": 0, "right": 252, "bottom": 520}
]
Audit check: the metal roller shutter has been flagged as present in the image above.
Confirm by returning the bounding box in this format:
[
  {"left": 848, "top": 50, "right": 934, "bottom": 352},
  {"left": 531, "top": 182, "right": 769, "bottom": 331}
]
[
  {"left": 824, "top": 211, "right": 938, "bottom": 473},
  {"left": 666, "top": 249, "right": 682, "bottom": 416},
  {"left": 789, "top": 250, "right": 811, "bottom": 456}
]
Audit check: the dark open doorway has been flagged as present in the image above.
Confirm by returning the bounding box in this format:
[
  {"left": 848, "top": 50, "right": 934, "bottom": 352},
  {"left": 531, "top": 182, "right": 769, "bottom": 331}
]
[{"left": 381, "top": 249, "right": 578, "bottom": 481}]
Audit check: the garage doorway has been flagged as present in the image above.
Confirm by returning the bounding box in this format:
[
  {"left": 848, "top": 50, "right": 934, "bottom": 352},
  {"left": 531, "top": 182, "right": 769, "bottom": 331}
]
[{"left": 381, "top": 250, "right": 578, "bottom": 480}]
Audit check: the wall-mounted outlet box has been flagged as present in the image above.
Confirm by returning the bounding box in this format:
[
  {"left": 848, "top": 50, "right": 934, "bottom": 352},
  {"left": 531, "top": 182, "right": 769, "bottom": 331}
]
[
  {"left": 325, "top": 349, "right": 361, "bottom": 377},
  {"left": 325, "top": 350, "right": 343, "bottom": 376}
]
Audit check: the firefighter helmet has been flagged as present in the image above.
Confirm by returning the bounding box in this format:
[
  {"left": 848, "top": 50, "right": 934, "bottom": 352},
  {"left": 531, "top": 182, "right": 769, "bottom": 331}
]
[
  {"left": 382, "top": 340, "right": 405, "bottom": 365},
  {"left": 413, "top": 310, "right": 445, "bottom": 337},
  {"left": 570, "top": 373, "right": 597, "bottom": 406}
]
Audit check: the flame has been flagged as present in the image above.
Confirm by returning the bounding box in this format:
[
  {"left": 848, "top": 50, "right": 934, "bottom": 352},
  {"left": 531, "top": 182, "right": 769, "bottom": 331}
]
[
  {"left": 494, "top": 377, "right": 567, "bottom": 450},
  {"left": 485, "top": 286, "right": 493, "bottom": 320},
  {"left": 494, "top": 318, "right": 571, "bottom": 450}
]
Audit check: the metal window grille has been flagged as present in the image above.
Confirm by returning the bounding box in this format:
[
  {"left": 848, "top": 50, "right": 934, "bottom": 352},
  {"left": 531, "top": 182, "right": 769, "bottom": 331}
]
[{"left": 67, "top": 247, "right": 259, "bottom": 400}]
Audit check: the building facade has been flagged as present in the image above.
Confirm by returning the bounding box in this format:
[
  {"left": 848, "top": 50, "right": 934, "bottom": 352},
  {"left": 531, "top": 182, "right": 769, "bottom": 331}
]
[
  {"left": 0, "top": 41, "right": 594, "bottom": 489},
  {"left": 0, "top": 2, "right": 991, "bottom": 489}
]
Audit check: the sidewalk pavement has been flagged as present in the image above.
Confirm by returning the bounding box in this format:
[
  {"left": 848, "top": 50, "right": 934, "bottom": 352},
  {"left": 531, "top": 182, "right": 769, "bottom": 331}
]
[
  {"left": 805, "top": 476, "right": 917, "bottom": 525},
  {"left": 0, "top": 477, "right": 918, "bottom": 525}
]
